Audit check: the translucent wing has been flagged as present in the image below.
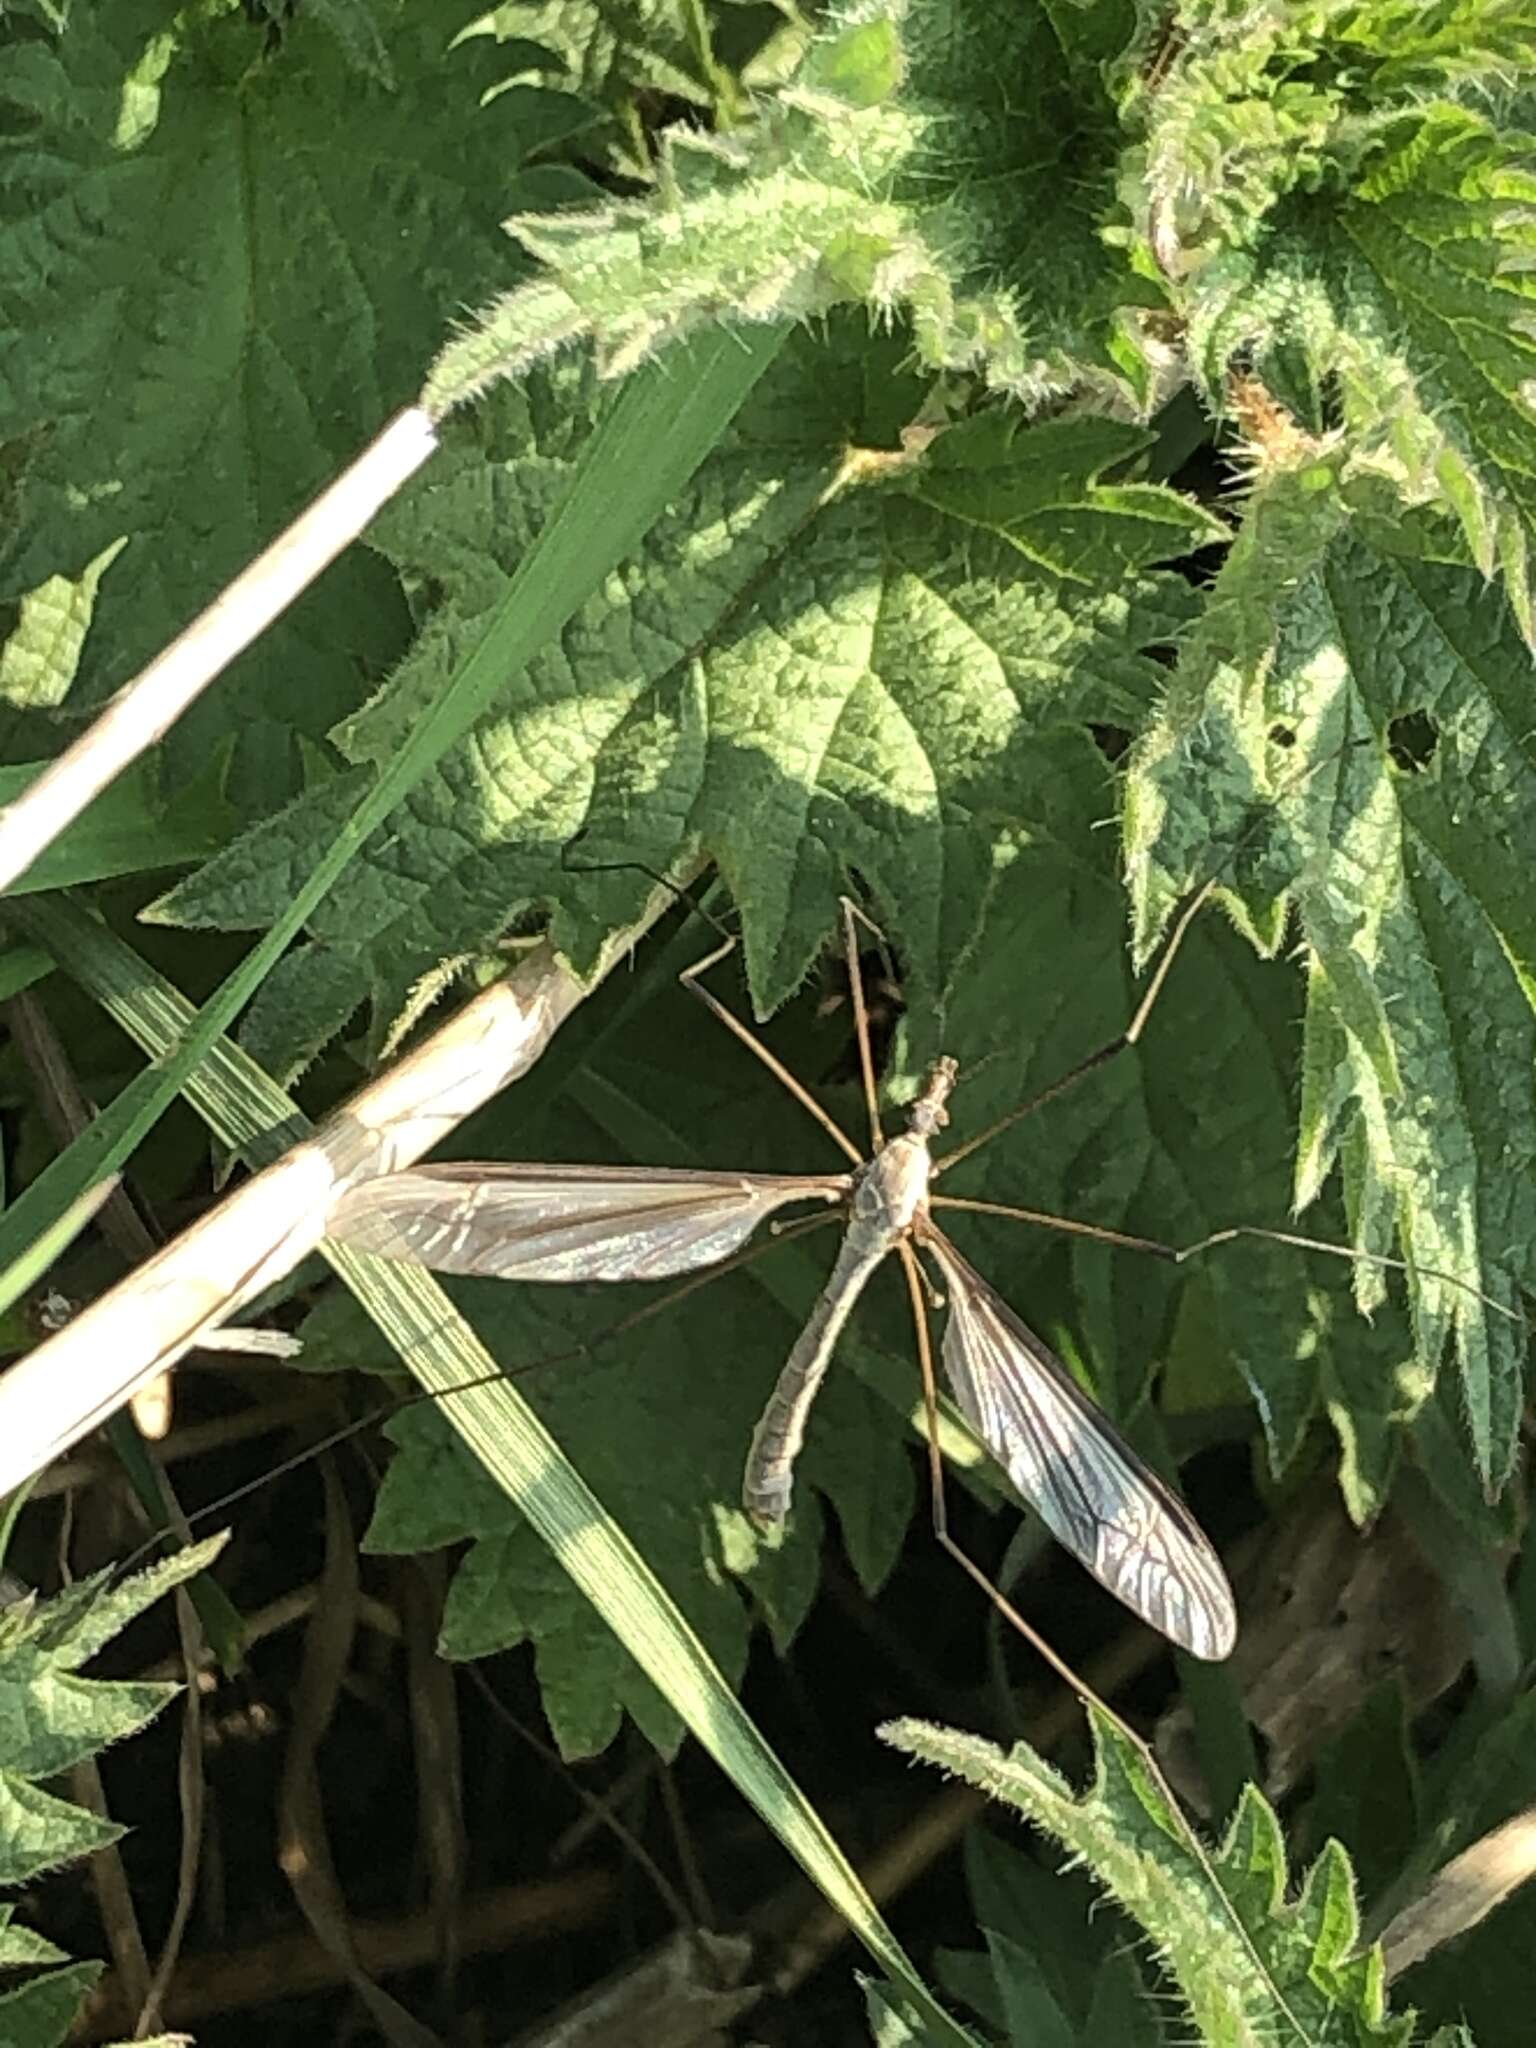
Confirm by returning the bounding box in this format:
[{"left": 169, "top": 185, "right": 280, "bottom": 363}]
[
  {"left": 923, "top": 1230, "right": 1236, "bottom": 1660},
  {"left": 328, "top": 1162, "right": 850, "bottom": 1283}
]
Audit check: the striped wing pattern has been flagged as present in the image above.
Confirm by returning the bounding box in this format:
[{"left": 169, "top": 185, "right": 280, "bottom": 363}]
[
  {"left": 924, "top": 1231, "right": 1236, "bottom": 1661},
  {"left": 328, "top": 1162, "right": 850, "bottom": 1283}
]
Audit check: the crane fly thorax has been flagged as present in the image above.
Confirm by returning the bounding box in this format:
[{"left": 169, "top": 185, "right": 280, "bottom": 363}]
[
  {"left": 849, "top": 1058, "right": 958, "bottom": 1237},
  {"left": 851, "top": 1133, "right": 933, "bottom": 1236}
]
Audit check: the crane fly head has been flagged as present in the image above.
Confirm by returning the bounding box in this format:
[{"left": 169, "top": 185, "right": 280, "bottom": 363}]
[{"left": 906, "top": 1056, "right": 960, "bottom": 1140}]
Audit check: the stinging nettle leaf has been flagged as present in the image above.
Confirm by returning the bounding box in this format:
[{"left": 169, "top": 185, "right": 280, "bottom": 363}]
[
  {"left": 0, "top": 5, "right": 589, "bottom": 808},
  {"left": 884, "top": 1708, "right": 1419, "bottom": 2048},
  {"left": 462, "top": 0, "right": 724, "bottom": 113},
  {"left": 1129, "top": 12, "right": 1536, "bottom": 639},
  {"left": 1130, "top": 469, "right": 1536, "bottom": 1493},
  {"left": 150, "top": 326, "right": 1220, "bottom": 1078},
  {"left": 429, "top": 0, "right": 1158, "bottom": 408},
  {"left": 0, "top": 1535, "right": 227, "bottom": 2037}
]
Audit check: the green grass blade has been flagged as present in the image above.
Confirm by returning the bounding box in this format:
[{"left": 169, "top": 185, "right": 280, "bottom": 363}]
[{"left": 0, "top": 1174, "right": 119, "bottom": 1319}]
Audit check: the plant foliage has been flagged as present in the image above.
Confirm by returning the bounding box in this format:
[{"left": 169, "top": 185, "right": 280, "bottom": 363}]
[
  {"left": 5, "top": 0, "right": 1536, "bottom": 2038},
  {"left": 886, "top": 1708, "right": 1447, "bottom": 2048},
  {"left": 0, "top": 1535, "right": 225, "bottom": 2046}
]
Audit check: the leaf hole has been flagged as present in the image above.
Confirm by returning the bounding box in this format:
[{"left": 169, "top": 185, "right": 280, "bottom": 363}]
[
  {"left": 1387, "top": 709, "right": 1439, "bottom": 774},
  {"left": 1268, "top": 723, "right": 1296, "bottom": 750},
  {"left": 1089, "top": 722, "right": 1131, "bottom": 763}
]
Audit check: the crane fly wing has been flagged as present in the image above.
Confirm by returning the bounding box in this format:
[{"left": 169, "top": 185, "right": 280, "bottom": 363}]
[
  {"left": 328, "top": 1162, "right": 850, "bottom": 1283},
  {"left": 922, "top": 1230, "right": 1236, "bottom": 1661}
]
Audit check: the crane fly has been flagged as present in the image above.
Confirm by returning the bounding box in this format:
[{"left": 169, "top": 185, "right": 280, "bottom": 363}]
[{"left": 328, "top": 906, "right": 1238, "bottom": 1663}]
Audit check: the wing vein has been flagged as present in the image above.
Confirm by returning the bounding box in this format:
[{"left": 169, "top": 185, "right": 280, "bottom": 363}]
[
  {"left": 922, "top": 1228, "right": 1235, "bottom": 1660},
  {"left": 329, "top": 1163, "right": 851, "bottom": 1282}
]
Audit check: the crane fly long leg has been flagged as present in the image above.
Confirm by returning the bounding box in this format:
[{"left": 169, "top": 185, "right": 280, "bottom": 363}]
[
  {"left": 839, "top": 896, "right": 887, "bottom": 1152},
  {"left": 930, "top": 1194, "right": 1180, "bottom": 1262},
  {"left": 918, "top": 1227, "right": 1236, "bottom": 1661},
  {"left": 678, "top": 936, "right": 864, "bottom": 1166},
  {"left": 1177, "top": 1223, "right": 1528, "bottom": 1327},
  {"left": 939, "top": 1205, "right": 1527, "bottom": 1334},
  {"left": 933, "top": 888, "right": 1215, "bottom": 1178},
  {"left": 933, "top": 741, "right": 1358, "bottom": 1182},
  {"left": 929, "top": 879, "right": 1217, "bottom": 1178}
]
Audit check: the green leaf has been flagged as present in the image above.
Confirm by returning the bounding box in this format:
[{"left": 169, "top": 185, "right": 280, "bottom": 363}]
[
  {"left": 962, "top": 1826, "right": 1104, "bottom": 2028},
  {"left": 1083, "top": 1954, "right": 1163, "bottom": 2048},
  {"left": 0, "top": 1910, "right": 69, "bottom": 1970},
  {"left": 0, "top": 1539, "right": 226, "bottom": 1852},
  {"left": 0, "top": 540, "right": 126, "bottom": 724},
  {"left": 0, "top": 758, "right": 233, "bottom": 896},
  {"left": 234, "top": 939, "right": 370, "bottom": 1091},
  {"left": 1128, "top": 470, "right": 1536, "bottom": 1490},
  {"left": 0, "top": 1959, "right": 102, "bottom": 2048},
  {"left": 1134, "top": 13, "right": 1536, "bottom": 639},
  {"left": 1123, "top": 4, "right": 1536, "bottom": 259},
  {"left": 954, "top": 1825, "right": 1171, "bottom": 2045},
  {"left": 884, "top": 1708, "right": 1419, "bottom": 2048},
  {"left": 0, "top": 323, "right": 787, "bottom": 1308},
  {"left": 1307, "top": 1683, "right": 1420, "bottom": 1909},
  {"left": 1300, "top": 104, "right": 1536, "bottom": 639},
  {"left": 0, "top": 1538, "right": 223, "bottom": 2043},
  {"left": 466, "top": 0, "right": 723, "bottom": 110},
  {"left": 984, "top": 1931, "right": 1076, "bottom": 2048},
  {"left": 4, "top": 1530, "right": 228, "bottom": 1669},
  {"left": 0, "top": 3, "right": 589, "bottom": 804},
  {"left": 428, "top": 0, "right": 1153, "bottom": 406},
  {"left": 151, "top": 325, "right": 1219, "bottom": 1073},
  {"left": 0, "top": 1773, "right": 123, "bottom": 1887}
]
